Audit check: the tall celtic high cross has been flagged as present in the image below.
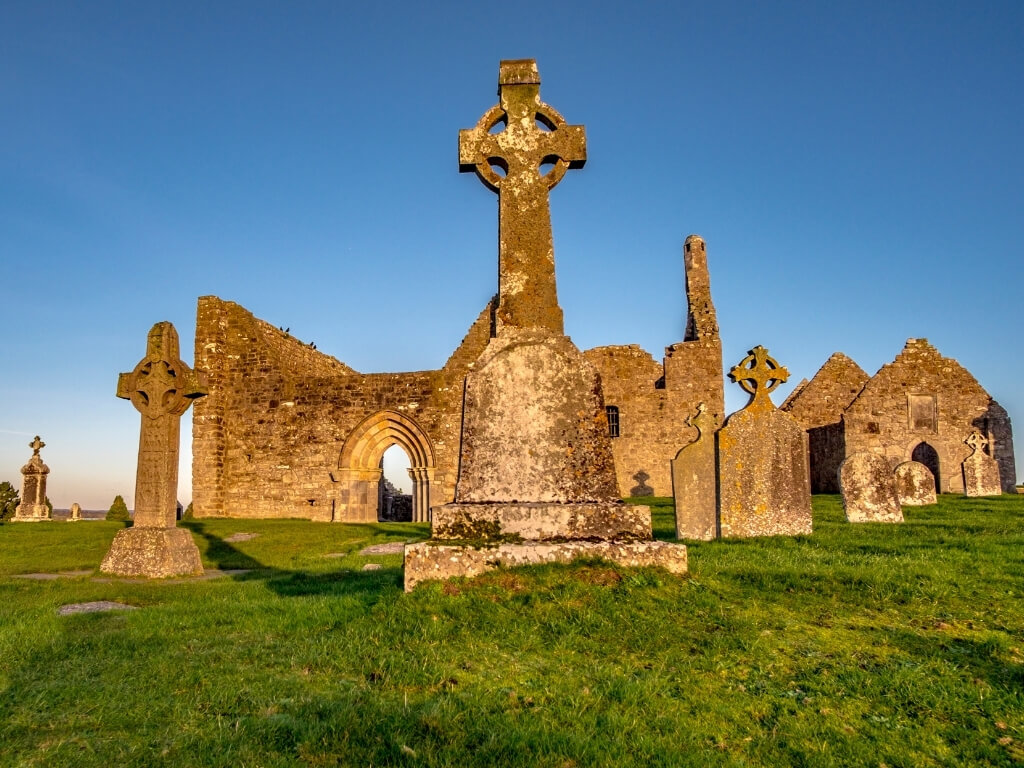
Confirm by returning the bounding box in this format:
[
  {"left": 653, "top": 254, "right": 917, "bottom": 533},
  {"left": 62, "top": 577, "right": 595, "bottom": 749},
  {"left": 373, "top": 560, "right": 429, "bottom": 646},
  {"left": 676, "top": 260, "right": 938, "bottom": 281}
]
[
  {"left": 117, "top": 322, "right": 207, "bottom": 527},
  {"left": 459, "top": 59, "right": 586, "bottom": 334}
]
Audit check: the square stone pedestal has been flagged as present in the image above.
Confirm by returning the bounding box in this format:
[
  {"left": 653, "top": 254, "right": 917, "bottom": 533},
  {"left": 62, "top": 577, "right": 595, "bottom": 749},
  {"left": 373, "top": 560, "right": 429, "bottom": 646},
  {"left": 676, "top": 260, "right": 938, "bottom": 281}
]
[
  {"left": 100, "top": 527, "right": 203, "bottom": 578},
  {"left": 404, "top": 503, "right": 687, "bottom": 591},
  {"left": 12, "top": 504, "right": 50, "bottom": 522}
]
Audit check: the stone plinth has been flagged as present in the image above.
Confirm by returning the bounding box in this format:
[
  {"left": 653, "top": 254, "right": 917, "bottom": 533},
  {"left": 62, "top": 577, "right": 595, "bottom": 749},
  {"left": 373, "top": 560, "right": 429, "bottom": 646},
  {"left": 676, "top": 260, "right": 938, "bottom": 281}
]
[
  {"left": 672, "top": 403, "right": 717, "bottom": 540},
  {"left": 13, "top": 436, "right": 51, "bottom": 522},
  {"left": 69, "top": 503, "right": 82, "bottom": 521},
  {"left": 839, "top": 452, "right": 904, "bottom": 523},
  {"left": 432, "top": 502, "right": 651, "bottom": 542},
  {"left": 405, "top": 539, "right": 687, "bottom": 592},
  {"left": 894, "top": 461, "right": 937, "bottom": 505},
  {"left": 100, "top": 528, "right": 203, "bottom": 577},
  {"left": 717, "top": 348, "right": 812, "bottom": 538},
  {"left": 962, "top": 430, "right": 1002, "bottom": 497}
]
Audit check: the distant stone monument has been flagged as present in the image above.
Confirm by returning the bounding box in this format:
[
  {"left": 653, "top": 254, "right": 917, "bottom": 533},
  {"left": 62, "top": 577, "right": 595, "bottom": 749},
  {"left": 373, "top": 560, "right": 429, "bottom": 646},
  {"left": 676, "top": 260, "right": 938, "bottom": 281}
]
[
  {"left": 839, "top": 452, "right": 903, "bottom": 523},
  {"left": 13, "top": 436, "right": 51, "bottom": 522},
  {"left": 716, "top": 347, "right": 812, "bottom": 537},
  {"left": 69, "top": 503, "right": 83, "bottom": 521},
  {"left": 672, "top": 403, "right": 717, "bottom": 540},
  {"left": 894, "top": 461, "right": 937, "bottom": 506},
  {"left": 962, "top": 430, "right": 1002, "bottom": 497},
  {"left": 404, "top": 60, "right": 687, "bottom": 589},
  {"left": 101, "top": 322, "right": 208, "bottom": 577}
]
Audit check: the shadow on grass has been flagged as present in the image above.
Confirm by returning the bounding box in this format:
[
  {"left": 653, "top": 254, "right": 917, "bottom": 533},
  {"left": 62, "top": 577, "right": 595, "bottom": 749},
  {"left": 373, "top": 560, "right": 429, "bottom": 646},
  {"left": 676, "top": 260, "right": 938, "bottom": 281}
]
[{"left": 186, "top": 521, "right": 406, "bottom": 600}]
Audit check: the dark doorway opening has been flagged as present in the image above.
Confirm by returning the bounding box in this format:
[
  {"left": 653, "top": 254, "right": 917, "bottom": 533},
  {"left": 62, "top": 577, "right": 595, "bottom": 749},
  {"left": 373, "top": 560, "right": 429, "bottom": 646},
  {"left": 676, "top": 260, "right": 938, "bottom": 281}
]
[{"left": 911, "top": 442, "right": 940, "bottom": 492}]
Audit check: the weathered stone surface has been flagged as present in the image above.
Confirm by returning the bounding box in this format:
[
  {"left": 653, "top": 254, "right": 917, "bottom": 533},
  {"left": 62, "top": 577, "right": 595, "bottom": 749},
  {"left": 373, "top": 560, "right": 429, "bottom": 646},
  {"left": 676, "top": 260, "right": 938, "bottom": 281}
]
[
  {"left": 432, "top": 502, "right": 651, "bottom": 542},
  {"left": 69, "top": 502, "right": 82, "bottom": 521},
  {"left": 839, "top": 452, "right": 904, "bottom": 523},
  {"left": 57, "top": 601, "right": 137, "bottom": 616},
  {"left": 13, "top": 436, "right": 51, "bottom": 522},
  {"left": 459, "top": 59, "right": 585, "bottom": 335},
  {"left": 584, "top": 236, "right": 724, "bottom": 498},
  {"left": 962, "top": 430, "right": 1002, "bottom": 497},
  {"left": 717, "top": 347, "right": 812, "bottom": 538},
  {"left": 101, "top": 322, "right": 207, "bottom": 578},
  {"left": 455, "top": 331, "right": 620, "bottom": 504},
  {"left": 780, "top": 353, "right": 869, "bottom": 493},
  {"left": 100, "top": 527, "right": 203, "bottom": 578},
  {"left": 359, "top": 542, "right": 406, "bottom": 555},
  {"left": 672, "top": 402, "right": 717, "bottom": 540},
  {"left": 844, "top": 339, "right": 1015, "bottom": 493},
  {"left": 405, "top": 60, "right": 687, "bottom": 590},
  {"left": 404, "top": 540, "right": 687, "bottom": 591},
  {"left": 894, "top": 461, "right": 937, "bottom": 506}
]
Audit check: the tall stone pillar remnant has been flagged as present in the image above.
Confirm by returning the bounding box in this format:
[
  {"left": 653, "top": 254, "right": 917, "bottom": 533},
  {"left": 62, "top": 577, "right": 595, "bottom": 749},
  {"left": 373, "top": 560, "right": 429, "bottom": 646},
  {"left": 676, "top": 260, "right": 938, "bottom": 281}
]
[
  {"left": 716, "top": 347, "right": 813, "bottom": 537},
  {"left": 404, "top": 60, "right": 688, "bottom": 589},
  {"left": 13, "top": 436, "right": 51, "bottom": 521},
  {"left": 101, "top": 322, "right": 208, "bottom": 577}
]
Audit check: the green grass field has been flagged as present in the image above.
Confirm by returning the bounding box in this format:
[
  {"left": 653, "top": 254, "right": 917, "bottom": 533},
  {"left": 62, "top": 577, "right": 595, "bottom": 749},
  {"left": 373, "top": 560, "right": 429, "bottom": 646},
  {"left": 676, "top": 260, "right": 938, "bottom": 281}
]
[{"left": 2, "top": 495, "right": 1023, "bottom": 767}]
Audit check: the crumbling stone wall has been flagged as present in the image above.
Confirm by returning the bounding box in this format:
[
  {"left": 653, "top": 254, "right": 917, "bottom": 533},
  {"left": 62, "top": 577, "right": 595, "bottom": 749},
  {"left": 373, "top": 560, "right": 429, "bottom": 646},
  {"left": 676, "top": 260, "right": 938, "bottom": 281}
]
[
  {"left": 843, "top": 339, "right": 1015, "bottom": 493},
  {"left": 780, "top": 353, "right": 868, "bottom": 492},
  {"left": 584, "top": 235, "right": 724, "bottom": 497},
  {"left": 192, "top": 296, "right": 494, "bottom": 520}
]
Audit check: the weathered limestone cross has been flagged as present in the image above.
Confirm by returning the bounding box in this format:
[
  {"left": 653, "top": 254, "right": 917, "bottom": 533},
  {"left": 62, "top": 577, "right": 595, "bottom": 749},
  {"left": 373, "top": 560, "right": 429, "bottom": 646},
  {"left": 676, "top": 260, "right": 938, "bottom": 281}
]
[
  {"left": 965, "top": 429, "right": 989, "bottom": 455},
  {"left": 29, "top": 436, "right": 44, "bottom": 455},
  {"left": 459, "top": 59, "right": 586, "bottom": 334},
  {"left": 729, "top": 346, "right": 790, "bottom": 410},
  {"left": 117, "top": 322, "right": 207, "bottom": 527}
]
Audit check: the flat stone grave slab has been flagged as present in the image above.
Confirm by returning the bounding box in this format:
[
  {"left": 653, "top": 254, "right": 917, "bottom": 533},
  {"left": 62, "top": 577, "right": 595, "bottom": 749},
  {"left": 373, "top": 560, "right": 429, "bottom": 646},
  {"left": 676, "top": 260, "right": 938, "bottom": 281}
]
[
  {"left": 362, "top": 563, "right": 383, "bottom": 571},
  {"left": 12, "top": 570, "right": 93, "bottom": 580},
  {"left": 359, "top": 542, "right": 407, "bottom": 555},
  {"left": 223, "top": 532, "right": 260, "bottom": 543},
  {"left": 58, "top": 601, "right": 137, "bottom": 616}
]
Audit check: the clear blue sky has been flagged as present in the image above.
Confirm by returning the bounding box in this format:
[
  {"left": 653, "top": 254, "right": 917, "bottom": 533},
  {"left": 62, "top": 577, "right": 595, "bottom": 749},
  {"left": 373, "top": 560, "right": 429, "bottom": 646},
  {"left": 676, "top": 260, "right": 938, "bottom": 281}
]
[{"left": 2, "top": 1, "right": 1021, "bottom": 508}]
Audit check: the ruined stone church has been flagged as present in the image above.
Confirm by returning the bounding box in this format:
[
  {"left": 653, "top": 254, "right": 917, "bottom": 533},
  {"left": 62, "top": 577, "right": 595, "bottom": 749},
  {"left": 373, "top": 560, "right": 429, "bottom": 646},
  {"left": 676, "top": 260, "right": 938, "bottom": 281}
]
[
  {"left": 190, "top": 231, "right": 723, "bottom": 522},
  {"left": 781, "top": 339, "right": 1016, "bottom": 494}
]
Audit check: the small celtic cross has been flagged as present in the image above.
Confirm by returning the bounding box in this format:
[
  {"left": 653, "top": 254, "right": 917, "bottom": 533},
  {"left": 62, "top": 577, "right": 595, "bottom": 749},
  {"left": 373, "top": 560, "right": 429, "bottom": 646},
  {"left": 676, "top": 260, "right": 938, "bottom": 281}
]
[
  {"left": 965, "top": 430, "right": 989, "bottom": 455},
  {"left": 29, "top": 436, "right": 45, "bottom": 456},
  {"left": 729, "top": 346, "right": 789, "bottom": 409}
]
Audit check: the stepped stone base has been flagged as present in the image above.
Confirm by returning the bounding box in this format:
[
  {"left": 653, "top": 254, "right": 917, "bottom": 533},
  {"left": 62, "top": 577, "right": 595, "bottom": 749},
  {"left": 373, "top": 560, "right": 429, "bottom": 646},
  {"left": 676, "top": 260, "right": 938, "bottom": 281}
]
[
  {"left": 431, "top": 502, "right": 651, "bottom": 541},
  {"left": 100, "top": 527, "right": 203, "bottom": 578},
  {"left": 403, "top": 539, "right": 687, "bottom": 591},
  {"left": 12, "top": 504, "right": 51, "bottom": 522}
]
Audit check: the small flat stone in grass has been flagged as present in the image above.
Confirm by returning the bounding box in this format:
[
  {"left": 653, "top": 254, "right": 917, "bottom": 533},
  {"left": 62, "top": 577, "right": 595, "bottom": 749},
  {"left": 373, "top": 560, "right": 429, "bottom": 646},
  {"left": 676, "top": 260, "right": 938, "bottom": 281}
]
[
  {"left": 58, "top": 601, "right": 137, "bottom": 616},
  {"left": 224, "top": 532, "right": 259, "bottom": 543},
  {"left": 359, "top": 542, "right": 406, "bottom": 555},
  {"left": 13, "top": 570, "right": 93, "bottom": 580},
  {"left": 362, "top": 563, "right": 383, "bottom": 571}
]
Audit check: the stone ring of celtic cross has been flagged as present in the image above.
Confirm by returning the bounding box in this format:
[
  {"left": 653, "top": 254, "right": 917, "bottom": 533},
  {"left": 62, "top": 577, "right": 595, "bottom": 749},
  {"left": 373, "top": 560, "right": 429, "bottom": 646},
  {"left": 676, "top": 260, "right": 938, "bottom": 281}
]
[
  {"left": 734, "top": 351, "right": 786, "bottom": 396},
  {"left": 470, "top": 104, "right": 573, "bottom": 191}
]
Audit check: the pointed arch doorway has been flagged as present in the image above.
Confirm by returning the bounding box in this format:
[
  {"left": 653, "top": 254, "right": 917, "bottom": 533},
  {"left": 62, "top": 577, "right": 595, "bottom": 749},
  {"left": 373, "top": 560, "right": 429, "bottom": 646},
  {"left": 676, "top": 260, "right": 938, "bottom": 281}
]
[
  {"left": 911, "top": 442, "right": 940, "bottom": 493},
  {"left": 335, "top": 411, "right": 436, "bottom": 523}
]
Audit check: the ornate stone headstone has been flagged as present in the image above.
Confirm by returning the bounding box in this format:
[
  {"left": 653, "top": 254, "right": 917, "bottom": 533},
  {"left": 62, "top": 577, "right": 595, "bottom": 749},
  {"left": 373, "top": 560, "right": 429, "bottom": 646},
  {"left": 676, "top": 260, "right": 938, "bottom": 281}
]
[
  {"left": 839, "top": 452, "right": 903, "bottom": 523},
  {"left": 716, "top": 347, "right": 812, "bottom": 537},
  {"left": 894, "top": 461, "right": 937, "bottom": 506},
  {"left": 672, "top": 402, "right": 717, "bottom": 540},
  {"left": 69, "top": 502, "right": 83, "bottom": 521},
  {"left": 13, "top": 436, "right": 51, "bottom": 522},
  {"left": 962, "top": 430, "right": 1002, "bottom": 497},
  {"left": 100, "top": 322, "right": 208, "bottom": 577},
  {"left": 404, "top": 60, "right": 687, "bottom": 589}
]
